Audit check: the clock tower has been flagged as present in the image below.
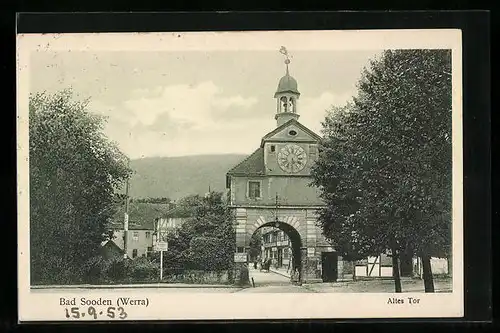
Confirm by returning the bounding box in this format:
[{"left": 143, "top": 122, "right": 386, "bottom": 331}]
[
  {"left": 263, "top": 53, "right": 320, "bottom": 177},
  {"left": 226, "top": 48, "right": 344, "bottom": 286}
]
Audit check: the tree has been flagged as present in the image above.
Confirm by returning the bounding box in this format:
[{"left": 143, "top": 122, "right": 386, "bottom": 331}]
[
  {"left": 311, "top": 50, "right": 452, "bottom": 292},
  {"left": 135, "top": 197, "right": 172, "bottom": 204},
  {"left": 189, "top": 236, "right": 231, "bottom": 271},
  {"left": 29, "top": 89, "right": 131, "bottom": 284}
]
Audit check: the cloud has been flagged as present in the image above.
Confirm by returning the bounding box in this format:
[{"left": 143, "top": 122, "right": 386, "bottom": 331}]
[
  {"left": 89, "top": 88, "right": 356, "bottom": 158},
  {"left": 88, "top": 82, "right": 264, "bottom": 158},
  {"left": 121, "top": 81, "right": 258, "bottom": 130},
  {"left": 212, "top": 95, "right": 258, "bottom": 110}
]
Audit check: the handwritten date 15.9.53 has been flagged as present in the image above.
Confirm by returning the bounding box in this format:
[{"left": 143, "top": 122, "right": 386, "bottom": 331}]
[{"left": 64, "top": 306, "right": 128, "bottom": 320}]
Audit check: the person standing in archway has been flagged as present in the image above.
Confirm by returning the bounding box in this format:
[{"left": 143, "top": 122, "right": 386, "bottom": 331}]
[{"left": 291, "top": 268, "right": 300, "bottom": 285}]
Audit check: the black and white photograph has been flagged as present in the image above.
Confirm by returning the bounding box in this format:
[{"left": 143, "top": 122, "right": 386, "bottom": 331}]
[{"left": 17, "top": 29, "right": 463, "bottom": 320}]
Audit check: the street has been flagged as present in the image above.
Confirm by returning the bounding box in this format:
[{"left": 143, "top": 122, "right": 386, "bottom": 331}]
[{"left": 237, "top": 266, "right": 313, "bottom": 293}]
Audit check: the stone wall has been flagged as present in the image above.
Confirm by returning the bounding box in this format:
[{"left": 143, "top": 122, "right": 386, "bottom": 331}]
[{"left": 164, "top": 270, "right": 232, "bottom": 284}]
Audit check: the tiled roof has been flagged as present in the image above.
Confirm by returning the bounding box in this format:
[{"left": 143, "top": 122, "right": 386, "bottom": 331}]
[
  {"left": 110, "top": 202, "right": 170, "bottom": 230},
  {"left": 101, "top": 239, "right": 124, "bottom": 253},
  {"left": 227, "top": 148, "right": 265, "bottom": 176},
  {"left": 164, "top": 206, "right": 193, "bottom": 219}
]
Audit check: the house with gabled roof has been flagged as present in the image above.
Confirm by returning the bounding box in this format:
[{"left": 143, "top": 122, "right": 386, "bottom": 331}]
[{"left": 108, "top": 202, "right": 171, "bottom": 259}]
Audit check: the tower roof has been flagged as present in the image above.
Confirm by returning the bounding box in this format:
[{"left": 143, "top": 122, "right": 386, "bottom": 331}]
[
  {"left": 274, "top": 74, "right": 300, "bottom": 97},
  {"left": 260, "top": 118, "right": 321, "bottom": 147}
]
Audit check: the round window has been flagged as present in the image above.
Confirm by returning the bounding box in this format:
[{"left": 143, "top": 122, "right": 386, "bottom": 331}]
[{"left": 288, "top": 130, "right": 297, "bottom": 136}]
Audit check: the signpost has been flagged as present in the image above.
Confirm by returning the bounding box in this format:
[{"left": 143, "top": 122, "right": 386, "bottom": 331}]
[
  {"left": 234, "top": 253, "right": 247, "bottom": 263},
  {"left": 155, "top": 241, "right": 168, "bottom": 280}
]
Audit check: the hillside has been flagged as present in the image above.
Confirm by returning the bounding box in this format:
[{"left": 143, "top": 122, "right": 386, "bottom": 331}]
[{"left": 127, "top": 154, "right": 247, "bottom": 200}]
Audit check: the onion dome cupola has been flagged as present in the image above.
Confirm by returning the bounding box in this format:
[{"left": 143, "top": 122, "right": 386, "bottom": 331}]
[{"left": 274, "top": 46, "right": 300, "bottom": 127}]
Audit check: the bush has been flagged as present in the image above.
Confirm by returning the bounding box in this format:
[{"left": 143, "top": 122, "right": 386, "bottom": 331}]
[
  {"left": 82, "top": 256, "right": 112, "bottom": 284},
  {"left": 127, "top": 257, "right": 159, "bottom": 281},
  {"left": 31, "top": 255, "right": 79, "bottom": 285},
  {"left": 189, "top": 236, "right": 232, "bottom": 271},
  {"left": 237, "top": 266, "right": 249, "bottom": 286},
  {"left": 106, "top": 258, "right": 128, "bottom": 282}
]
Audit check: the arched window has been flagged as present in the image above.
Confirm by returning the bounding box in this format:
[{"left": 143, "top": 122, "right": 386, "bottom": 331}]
[
  {"left": 280, "top": 96, "right": 288, "bottom": 112},
  {"left": 289, "top": 98, "right": 295, "bottom": 113}
]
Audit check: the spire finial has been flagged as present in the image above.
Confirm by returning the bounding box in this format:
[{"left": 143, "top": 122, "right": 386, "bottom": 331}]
[{"left": 279, "top": 46, "right": 291, "bottom": 75}]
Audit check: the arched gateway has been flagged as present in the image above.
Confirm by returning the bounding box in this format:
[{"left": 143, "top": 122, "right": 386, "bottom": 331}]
[
  {"left": 226, "top": 51, "right": 344, "bottom": 285},
  {"left": 249, "top": 217, "right": 304, "bottom": 275}
]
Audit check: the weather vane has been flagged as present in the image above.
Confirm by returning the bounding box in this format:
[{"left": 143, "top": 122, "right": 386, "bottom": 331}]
[{"left": 279, "top": 46, "right": 291, "bottom": 74}]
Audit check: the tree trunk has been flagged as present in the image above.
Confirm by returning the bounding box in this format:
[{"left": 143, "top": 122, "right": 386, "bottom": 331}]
[
  {"left": 421, "top": 254, "right": 435, "bottom": 292},
  {"left": 391, "top": 251, "right": 402, "bottom": 293},
  {"left": 399, "top": 251, "right": 413, "bottom": 277}
]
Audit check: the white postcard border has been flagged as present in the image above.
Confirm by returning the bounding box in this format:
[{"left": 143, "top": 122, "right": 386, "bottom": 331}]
[{"left": 17, "top": 29, "right": 463, "bottom": 321}]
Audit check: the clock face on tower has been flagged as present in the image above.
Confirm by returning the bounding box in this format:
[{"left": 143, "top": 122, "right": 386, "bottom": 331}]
[{"left": 277, "top": 144, "right": 308, "bottom": 173}]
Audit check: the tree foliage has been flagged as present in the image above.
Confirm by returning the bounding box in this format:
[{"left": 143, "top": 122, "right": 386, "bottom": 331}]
[
  {"left": 133, "top": 197, "right": 172, "bottom": 204},
  {"left": 311, "top": 50, "right": 452, "bottom": 291},
  {"left": 29, "top": 89, "right": 131, "bottom": 284},
  {"left": 248, "top": 230, "right": 262, "bottom": 261},
  {"left": 161, "top": 192, "right": 235, "bottom": 271}
]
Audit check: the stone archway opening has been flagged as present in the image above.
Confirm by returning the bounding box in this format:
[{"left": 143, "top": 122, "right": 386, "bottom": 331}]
[{"left": 249, "top": 220, "right": 303, "bottom": 282}]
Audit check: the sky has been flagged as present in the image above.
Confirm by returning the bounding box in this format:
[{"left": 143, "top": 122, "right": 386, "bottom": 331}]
[{"left": 30, "top": 49, "right": 382, "bottom": 158}]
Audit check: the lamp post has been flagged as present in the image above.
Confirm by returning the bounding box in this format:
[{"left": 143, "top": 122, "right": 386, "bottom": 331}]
[
  {"left": 273, "top": 192, "right": 280, "bottom": 226},
  {"left": 123, "top": 158, "right": 130, "bottom": 259}
]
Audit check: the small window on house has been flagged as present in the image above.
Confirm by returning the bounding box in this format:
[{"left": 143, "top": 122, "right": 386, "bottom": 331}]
[
  {"left": 132, "top": 231, "right": 139, "bottom": 241},
  {"left": 288, "top": 130, "right": 297, "bottom": 136},
  {"left": 270, "top": 145, "right": 276, "bottom": 152},
  {"left": 248, "top": 181, "right": 261, "bottom": 199},
  {"left": 145, "top": 232, "right": 151, "bottom": 239},
  {"left": 132, "top": 249, "right": 138, "bottom": 258},
  {"left": 237, "top": 247, "right": 245, "bottom": 253}
]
